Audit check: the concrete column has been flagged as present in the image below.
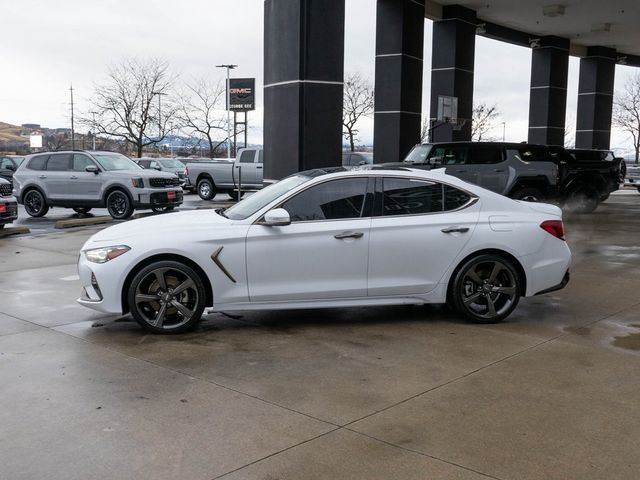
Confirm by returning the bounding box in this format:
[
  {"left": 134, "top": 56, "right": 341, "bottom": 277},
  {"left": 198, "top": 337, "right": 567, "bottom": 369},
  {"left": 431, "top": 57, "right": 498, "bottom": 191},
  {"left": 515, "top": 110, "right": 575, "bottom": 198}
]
[
  {"left": 263, "top": 0, "right": 345, "bottom": 181},
  {"left": 575, "top": 47, "right": 616, "bottom": 149},
  {"left": 527, "top": 36, "right": 569, "bottom": 146},
  {"left": 429, "top": 5, "right": 476, "bottom": 142},
  {"left": 373, "top": 0, "right": 425, "bottom": 162}
]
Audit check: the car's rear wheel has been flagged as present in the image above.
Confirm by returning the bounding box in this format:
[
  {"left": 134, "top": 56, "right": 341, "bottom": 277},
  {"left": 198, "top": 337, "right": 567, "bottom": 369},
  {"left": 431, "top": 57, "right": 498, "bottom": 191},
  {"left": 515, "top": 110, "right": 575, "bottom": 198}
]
[
  {"left": 24, "top": 189, "right": 49, "bottom": 217},
  {"left": 197, "top": 178, "right": 216, "bottom": 200},
  {"left": 564, "top": 185, "right": 599, "bottom": 213},
  {"left": 73, "top": 207, "right": 92, "bottom": 214},
  {"left": 511, "top": 187, "right": 544, "bottom": 202},
  {"left": 451, "top": 254, "right": 521, "bottom": 324},
  {"left": 106, "top": 190, "right": 133, "bottom": 219},
  {"left": 128, "top": 260, "right": 206, "bottom": 334}
]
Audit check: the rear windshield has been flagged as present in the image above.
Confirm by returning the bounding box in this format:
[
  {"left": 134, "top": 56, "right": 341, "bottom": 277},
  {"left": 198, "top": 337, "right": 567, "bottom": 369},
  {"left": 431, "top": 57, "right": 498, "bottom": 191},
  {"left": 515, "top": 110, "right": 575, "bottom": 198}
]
[{"left": 93, "top": 153, "right": 141, "bottom": 171}]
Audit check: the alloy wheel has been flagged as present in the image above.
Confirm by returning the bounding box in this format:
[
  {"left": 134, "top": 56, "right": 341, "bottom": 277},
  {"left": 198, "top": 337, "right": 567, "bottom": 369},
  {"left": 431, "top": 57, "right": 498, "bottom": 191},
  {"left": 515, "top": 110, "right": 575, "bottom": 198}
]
[
  {"left": 459, "top": 259, "right": 518, "bottom": 320},
  {"left": 134, "top": 267, "right": 200, "bottom": 330}
]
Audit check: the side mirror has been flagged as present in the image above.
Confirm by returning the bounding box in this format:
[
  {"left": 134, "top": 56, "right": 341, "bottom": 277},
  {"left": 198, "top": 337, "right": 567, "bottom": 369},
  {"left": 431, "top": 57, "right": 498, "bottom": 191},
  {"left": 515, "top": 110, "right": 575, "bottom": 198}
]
[
  {"left": 429, "top": 156, "right": 444, "bottom": 166},
  {"left": 85, "top": 165, "right": 99, "bottom": 174},
  {"left": 6, "top": 164, "right": 15, "bottom": 171},
  {"left": 262, "top": 208, "right": 291, "bottom": 226}
]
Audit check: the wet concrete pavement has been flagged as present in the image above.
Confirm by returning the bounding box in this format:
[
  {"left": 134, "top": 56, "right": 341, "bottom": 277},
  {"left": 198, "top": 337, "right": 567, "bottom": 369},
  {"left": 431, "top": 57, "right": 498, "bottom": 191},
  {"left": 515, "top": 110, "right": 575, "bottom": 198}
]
[{"left": 1, "top": 191, "right": 640, "bottom": 479}]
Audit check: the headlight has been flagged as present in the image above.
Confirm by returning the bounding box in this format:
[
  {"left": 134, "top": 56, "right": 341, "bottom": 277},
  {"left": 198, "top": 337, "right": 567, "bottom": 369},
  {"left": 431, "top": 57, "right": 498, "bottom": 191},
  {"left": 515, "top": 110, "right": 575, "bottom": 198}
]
[
  {"left": 85, "top": 245, "right": 130, "bottom": 263},
  {"left": 131, "top": 178, "right": 144, "bottom": 188}
]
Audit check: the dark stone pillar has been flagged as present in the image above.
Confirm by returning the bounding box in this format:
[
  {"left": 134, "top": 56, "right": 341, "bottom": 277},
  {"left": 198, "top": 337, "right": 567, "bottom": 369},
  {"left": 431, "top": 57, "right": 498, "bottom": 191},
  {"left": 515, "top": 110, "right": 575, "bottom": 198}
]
[
  {"left": 575, "top": 47, "right": 616, "bottom": 149},
  {"left": 263, "top": 0, "right": 345, "bottom": 181},
  {"left": 429, "top": 5, "right": 476, "bottom": 143},
  {"left": 373, "top": 0, "right": 425, "bottom": 162},
  {"left": 527, "top": 36, "right": 569, "bottom": 146}
]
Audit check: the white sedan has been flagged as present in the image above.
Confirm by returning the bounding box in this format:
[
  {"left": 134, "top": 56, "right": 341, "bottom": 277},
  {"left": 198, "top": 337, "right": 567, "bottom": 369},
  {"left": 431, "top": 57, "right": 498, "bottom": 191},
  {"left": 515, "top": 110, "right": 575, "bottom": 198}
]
[{"left": 77, "top": 167, "right": 571, "bottom": 333}]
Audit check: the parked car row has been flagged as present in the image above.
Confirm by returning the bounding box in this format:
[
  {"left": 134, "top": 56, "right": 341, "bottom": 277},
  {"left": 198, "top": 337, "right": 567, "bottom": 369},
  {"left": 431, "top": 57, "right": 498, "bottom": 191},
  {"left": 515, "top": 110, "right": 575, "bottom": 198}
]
[{"left": 624, "top": 159, "right": 640, "bottom": 191}]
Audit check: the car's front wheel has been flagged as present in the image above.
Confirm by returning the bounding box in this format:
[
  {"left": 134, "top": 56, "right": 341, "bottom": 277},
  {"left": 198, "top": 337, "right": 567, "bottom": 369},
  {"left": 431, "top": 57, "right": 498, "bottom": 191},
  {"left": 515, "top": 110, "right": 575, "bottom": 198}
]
[
  {"left": 106, "top": 190, "right": 133, "bottom": 219},
  {"left": 451, "top": 254, "right": 521, "bottom": 324},
  {"left": 128, "top": 260, "right": 206, "bottom": 334},
  {"left": 24, "top": 189, "right": 49, "bottom": 217},
  {"left": 511, "top": 187, "right": 544, "bottom": 202}
]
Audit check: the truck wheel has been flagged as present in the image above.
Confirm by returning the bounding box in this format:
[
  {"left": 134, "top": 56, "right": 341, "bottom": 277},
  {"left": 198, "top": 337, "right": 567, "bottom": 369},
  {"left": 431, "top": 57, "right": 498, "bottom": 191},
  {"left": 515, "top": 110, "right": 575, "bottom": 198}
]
[
  {"left": 197, "top": 178, "right": 216, "bottom": 201},
  {"left": 564, "top": 186, "right": 599, "bottom": 214},
  {"left": 511, "top": 187, "right": 544, "bottom": 202},
  {"left": 228, "top": 190, "right": 244, "bottom": 201}
]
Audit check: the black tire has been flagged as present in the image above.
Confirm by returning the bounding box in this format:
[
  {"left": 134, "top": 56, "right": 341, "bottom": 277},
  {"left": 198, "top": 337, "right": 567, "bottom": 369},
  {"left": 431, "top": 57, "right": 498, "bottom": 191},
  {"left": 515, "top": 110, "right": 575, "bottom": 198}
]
[
  {"left": 511, "top": 187, "right": 544, "bottom": 202},
  {"left": 151, "top": 206, "right": 175, "bottom": 213},
  {"left": 128, "top": 260, "right": 206, "bottom": 334},
  {"left": 637, "top": 187, "right": 640, "bottom": 193},
  {"left": 228, "top": 190, "right": 244, "bottom": 201},
  {"left": 0, "top": 224, "right": 4, "bottom": 229},
  {"left": 106, "top": 189, "right": 133, "bottom": 220},
  {"left": 197, "top": 178, "right": 216, "bottom": 200},
  {"left": 564, "top": 185, "right": 599, "bottom": 214},
  {"left": 73, "top": 207, "right": 92, "bottom": 214},
  {"left": 23, "top": 189, "right": 49, "bottom": 217},
  {"left": 450, "top": 254, "right": 521, "bottom": 324}
]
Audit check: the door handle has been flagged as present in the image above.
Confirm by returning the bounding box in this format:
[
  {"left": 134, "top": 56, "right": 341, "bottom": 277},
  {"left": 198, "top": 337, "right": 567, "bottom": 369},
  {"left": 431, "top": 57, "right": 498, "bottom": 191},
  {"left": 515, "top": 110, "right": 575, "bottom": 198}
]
[
  {"left": 334, "top": 231, "right": 364, "bottom": 240},
  {"left": 441, "top": 226, "right": 469, "bottom": 234},
  {"left": 256, "top": 165, "right": 263, "bottom": 169},
  {"left": 69, "top": 175, "right": 78, "bottom": 180},
  {"left": 493, "top": 169, "right": 505, "bottom": 172},
  {"left": 38, "top": 175, "right": 47, "bottom": 179}
]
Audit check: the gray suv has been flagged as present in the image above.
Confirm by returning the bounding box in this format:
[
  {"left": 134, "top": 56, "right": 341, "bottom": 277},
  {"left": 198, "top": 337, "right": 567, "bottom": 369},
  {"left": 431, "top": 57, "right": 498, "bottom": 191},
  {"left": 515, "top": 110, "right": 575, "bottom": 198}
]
[
  {"left": 13, "top": 151, "right": 184, "bottom": 219},
  {"left": 136, "top": 157, "right": 187, "bottom": 187}
]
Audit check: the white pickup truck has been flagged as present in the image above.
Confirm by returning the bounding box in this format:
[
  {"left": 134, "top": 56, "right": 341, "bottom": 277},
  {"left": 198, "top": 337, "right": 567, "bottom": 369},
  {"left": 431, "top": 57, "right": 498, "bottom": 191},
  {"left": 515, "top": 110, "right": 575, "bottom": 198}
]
[{"left": 185, "top": 147, "right": 263, "bottom": 200}]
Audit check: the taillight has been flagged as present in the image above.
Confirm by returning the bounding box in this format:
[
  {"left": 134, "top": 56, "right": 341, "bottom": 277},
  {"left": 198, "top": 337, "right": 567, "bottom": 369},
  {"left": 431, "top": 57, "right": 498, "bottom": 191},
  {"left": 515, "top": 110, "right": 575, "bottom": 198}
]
[
  {"left": 540, "top": 220, "right": 565, "bottom": 240},
  {"left": 185, "top": 166, "right": 189, "bottom": 176},
  {"left": 0, "top": 204, "right": 6, "bottom": 213}
]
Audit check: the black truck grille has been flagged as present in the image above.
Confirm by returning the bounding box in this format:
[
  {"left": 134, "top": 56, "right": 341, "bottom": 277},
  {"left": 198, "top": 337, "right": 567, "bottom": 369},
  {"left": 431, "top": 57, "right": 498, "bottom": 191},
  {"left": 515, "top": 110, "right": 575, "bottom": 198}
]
[
  {"left": 0, "top": 183, "right": 12, "bottom": 196},
  {"left": 149, "top": 177, "right": 181, "bottom": 188}
]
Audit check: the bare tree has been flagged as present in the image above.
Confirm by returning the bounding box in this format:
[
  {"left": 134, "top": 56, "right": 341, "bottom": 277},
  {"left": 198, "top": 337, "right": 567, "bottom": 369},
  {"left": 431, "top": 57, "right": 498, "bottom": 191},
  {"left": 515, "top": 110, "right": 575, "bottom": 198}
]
[
  {"left": 471, "top": 102, "right": 500, "bottom": 141},
  {"left": 86, "top": 58, "right": 175, "bottom": 158},
  {"left": 343, "top": 72, "right": 374, "bottom": 152},
  {"left": 613, "top": 72, "right": 640, "bottom": 163},
  {"left": 175, "top": 78, "right": 233, "bottom": 158}
]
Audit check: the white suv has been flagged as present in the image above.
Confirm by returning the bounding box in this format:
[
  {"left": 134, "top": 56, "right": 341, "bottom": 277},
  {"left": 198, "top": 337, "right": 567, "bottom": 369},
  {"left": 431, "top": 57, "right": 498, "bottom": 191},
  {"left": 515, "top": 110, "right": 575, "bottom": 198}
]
[{"left": 12, "top": 151, "right": 184, "bottom": 219}]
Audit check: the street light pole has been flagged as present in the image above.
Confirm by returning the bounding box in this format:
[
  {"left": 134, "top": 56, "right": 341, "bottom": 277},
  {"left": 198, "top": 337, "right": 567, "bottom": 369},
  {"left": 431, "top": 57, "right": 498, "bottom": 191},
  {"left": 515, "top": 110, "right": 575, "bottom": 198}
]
[
  {"left": 91, "top": 111, "right": 98, "bottom": 150},
  {"left": 501, "top": 122, "right": 506, "bottom": 142},
  {"left": 216, "top": 64, "right": 237, "bottom": 159}
]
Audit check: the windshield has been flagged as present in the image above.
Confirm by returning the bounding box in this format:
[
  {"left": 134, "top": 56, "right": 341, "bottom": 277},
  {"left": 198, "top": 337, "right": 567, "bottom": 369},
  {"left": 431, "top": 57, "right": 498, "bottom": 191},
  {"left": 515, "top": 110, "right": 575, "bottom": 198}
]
[
  {"left": 159, "top": 159, "right": 185, "bottom": 168},
  {"left": 404, "top": 145, "right": 432, "bottom": 163},
  {"left": 224, "top": 175, "right": 311, "bottom": 220},
  {"left": 93, "top": 153, "right": 141, "bottom": 171}
]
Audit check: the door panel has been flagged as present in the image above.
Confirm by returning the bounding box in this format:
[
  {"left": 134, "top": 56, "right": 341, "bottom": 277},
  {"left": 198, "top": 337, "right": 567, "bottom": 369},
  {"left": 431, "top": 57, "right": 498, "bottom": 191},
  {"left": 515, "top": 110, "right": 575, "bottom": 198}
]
[
  {"left": 70, "top": 154, "right": 102, "bottom": 202},
  {"left": 246, "top": 219, "right": 371, "bottom": 301},
  {"left": 45, "top": 154, "right": 72, "bottom": 200},
  {"left": 469, "top": 145, "right": 508, "bottom": 194}
]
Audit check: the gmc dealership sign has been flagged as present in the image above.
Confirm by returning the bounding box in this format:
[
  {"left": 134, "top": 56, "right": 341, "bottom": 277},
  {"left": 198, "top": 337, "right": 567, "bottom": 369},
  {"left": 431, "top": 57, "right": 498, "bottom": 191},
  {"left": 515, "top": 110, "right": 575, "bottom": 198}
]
[{"left": 228, "top": 78, "right": 255, "bottom": 111}]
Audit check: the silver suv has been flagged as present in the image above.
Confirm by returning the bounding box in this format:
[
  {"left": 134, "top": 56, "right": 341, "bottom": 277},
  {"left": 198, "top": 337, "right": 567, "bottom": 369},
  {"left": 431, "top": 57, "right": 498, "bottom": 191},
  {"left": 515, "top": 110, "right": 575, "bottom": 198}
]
[{"left": 13, "top": 151, "right": 184, "bottom": 219}]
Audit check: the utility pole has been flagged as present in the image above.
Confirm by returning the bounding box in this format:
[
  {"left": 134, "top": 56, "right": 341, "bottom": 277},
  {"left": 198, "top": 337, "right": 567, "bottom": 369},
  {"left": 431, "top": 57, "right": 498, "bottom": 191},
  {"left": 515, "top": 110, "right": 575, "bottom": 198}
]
[
  {"left": 70, "top": 84, "right": 75, "bottom": 150},
  {"left": 153, "top": 91, "right": 168, "bottom": 152},
  {"left": 216, "top": 64, "right": 237, "bottom": 159},
  {"left": 501, "top": 122, "right": 506, "bottom": 142},
  {"left": 91, "top": 111, "right": 98, "bottom": 150}
]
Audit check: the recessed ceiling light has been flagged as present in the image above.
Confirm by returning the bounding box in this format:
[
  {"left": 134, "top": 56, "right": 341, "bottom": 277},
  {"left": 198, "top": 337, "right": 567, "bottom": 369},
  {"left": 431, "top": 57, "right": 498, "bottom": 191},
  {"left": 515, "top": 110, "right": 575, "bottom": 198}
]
[{"left": 543, "top": 5, "right": 565, "bottom": 17}]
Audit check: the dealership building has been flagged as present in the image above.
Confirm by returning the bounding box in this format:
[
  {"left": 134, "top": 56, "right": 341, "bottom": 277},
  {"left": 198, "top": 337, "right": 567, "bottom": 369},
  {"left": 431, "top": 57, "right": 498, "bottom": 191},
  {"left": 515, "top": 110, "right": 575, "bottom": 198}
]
[{"left": 263, "top": 0, "right": 639, "bottom": 180}]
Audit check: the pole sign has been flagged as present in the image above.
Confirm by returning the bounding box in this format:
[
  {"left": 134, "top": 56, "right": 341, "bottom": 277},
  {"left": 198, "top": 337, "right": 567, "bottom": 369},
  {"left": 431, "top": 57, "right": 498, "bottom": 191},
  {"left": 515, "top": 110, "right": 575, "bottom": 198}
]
[{"left": 227, "top": 78, "right": 255, "bottom": 111}]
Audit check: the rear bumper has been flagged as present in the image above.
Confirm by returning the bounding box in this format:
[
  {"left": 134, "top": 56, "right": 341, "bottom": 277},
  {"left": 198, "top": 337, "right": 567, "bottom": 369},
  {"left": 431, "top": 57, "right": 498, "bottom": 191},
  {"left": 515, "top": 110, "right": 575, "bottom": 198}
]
[
  {"left": 534, "top": 270, "right": 570, "bottom": 295},
  {"left": 0, "top": 200, "right": 18, "bottom": 224}
]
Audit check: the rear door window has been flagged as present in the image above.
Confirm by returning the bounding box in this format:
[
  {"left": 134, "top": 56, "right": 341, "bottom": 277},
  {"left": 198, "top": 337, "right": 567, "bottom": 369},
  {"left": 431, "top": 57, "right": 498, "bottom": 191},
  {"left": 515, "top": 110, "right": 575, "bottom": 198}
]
[
  {"left": 471, "top": 146, "right": 503, "bottom": 164},
  {"left": 444, "top": 184, "right": 472, "bottom": 210},
  {"left": 239, "top": 150, "right": 255, "bottom": 163},
  {"left": 381, "top": 178, "right": 443, "bottom": 216},
  {"left": 46, "top": 154, "right": 71, "bottom": 171}
]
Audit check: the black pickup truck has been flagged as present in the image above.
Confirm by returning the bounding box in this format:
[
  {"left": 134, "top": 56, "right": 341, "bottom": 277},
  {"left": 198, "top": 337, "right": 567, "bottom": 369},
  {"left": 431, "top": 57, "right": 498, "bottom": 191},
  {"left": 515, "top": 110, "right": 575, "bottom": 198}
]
[
  {"left": 401, "top": 142, "right": 623, "bottom": 213},
  {"left": 548, "top": 147, "right": 624, "bottom": 212}
]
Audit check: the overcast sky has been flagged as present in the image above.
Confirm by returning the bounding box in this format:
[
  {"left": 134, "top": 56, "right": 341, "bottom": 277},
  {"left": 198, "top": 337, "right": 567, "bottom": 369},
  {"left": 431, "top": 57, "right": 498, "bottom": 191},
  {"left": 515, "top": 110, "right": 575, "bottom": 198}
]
[{"left": 1, "top": 0, "right": 637, "bottom": 154}]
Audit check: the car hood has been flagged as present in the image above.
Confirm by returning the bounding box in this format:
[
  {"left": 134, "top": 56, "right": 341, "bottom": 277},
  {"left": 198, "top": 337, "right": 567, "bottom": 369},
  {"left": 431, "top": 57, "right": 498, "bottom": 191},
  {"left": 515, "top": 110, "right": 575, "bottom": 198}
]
[
  {"left": 86, "top": 209, "right": 231, "bottom": 244},
  {"left": 106, "top": 169, "right": 177, "bottom": 179}
]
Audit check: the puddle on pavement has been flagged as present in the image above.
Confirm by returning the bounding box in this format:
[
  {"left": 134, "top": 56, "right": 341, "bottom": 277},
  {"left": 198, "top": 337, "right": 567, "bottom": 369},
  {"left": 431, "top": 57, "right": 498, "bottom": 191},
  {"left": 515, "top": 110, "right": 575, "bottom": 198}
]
[{"left": 612, "top": 332, "right": 640, "bottom": 352}]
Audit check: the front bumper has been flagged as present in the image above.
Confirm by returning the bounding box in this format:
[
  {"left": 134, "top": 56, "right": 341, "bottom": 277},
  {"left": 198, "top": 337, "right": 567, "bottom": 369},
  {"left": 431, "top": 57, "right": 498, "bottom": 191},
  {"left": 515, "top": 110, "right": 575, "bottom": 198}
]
[
  {"left": 77, "top": 251, "right": 126, "bottom": 314},
  {"left": 134, "top": 190, "right": 184, "bottom": 208},
  {"left": 0, "top": 200, "right": 18, "bottom": 224}
]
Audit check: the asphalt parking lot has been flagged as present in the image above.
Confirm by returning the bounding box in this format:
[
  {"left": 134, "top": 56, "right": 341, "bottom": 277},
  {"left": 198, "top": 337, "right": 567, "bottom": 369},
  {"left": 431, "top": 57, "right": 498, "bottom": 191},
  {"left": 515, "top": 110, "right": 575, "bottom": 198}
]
[{"left": 1, "top": 190, "right": 640, "bottom": 480}]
